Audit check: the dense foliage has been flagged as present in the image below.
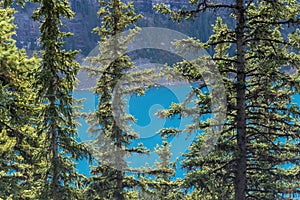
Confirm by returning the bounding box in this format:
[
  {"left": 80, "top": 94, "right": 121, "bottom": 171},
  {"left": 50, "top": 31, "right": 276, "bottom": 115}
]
[
  {"left": 0, "top": 2, "right": 40, "bottom": 199},
  {"left": 155, "top": 0, "right": 300, "bottom": 199},
  {"left": 84, "top": 0, "right": 153, "bottom": 199},
  {"left": 0, "top": 0, "right": 299, "bottom": 199}
]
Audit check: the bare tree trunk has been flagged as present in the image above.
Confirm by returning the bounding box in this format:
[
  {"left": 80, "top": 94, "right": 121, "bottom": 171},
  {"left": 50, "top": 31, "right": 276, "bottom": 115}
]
[
  {"left": 235, "top": 0, "right": 247, "bottom": 199},
  {"left": 51, "top": 122, "right": 59, "bottom": 200}
]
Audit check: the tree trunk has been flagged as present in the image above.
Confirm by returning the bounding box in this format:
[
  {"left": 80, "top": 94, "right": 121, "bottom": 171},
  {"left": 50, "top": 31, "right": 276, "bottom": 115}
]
[
  {"left": 113, "top": 170, "right": 125, "bottom": 200},
  {"left": 52, "top": 121, "right": 59, "bottom": 200},
  {"left": 49, "top": 79, "right": 59, "bottom": 200},
  {"left": 235, "top": 0, "right": 247, "bottom": 199}
]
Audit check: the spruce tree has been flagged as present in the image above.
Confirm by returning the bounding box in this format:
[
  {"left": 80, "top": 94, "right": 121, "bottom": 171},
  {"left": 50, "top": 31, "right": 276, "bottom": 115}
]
[
  {"left": 84, "top": 0, "right": 155, "bottom": 199},
  {"left": 32, "top": 0, "right": 88, "bottom": 199},
  {"left": 0, "top": 1, "right": 41, "bottom": 199},
  {"left": 155, "top": 0, "right": 300, "bottom": 199},
  {"left": 143, "top": 136, "right": 183, "bottom": 200}
]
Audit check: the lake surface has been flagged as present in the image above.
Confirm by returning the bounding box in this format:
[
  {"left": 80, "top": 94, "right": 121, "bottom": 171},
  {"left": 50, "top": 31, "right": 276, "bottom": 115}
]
[
  {"left": 74, "top": 88, "right": 300, "bottom": 177},
  {"left": 74, "top": 84, "right": 200, "bottom": 177}
]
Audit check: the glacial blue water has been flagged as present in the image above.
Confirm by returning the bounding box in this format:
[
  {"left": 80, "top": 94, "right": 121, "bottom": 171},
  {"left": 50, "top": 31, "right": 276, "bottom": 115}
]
[
  {"left": 74, "top": 84, "right": 199, "bottom": 177},
  {"left": 74, "top": 88, "right": 300, "bottom": 178}
]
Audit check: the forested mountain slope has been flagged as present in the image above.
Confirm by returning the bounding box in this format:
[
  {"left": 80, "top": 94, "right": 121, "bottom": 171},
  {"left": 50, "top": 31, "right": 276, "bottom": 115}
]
[{"left": 13, "top": 0, "right": 218, "bottom": 56}]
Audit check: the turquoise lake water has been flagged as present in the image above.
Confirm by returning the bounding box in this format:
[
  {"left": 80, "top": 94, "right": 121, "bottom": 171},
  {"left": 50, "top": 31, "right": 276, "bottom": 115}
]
[
  {"left": 74, "top": 84, "right": 199, "bottom": 177},
  {"left": 74, "top": 88, "right": 300, "bottom": 178}
]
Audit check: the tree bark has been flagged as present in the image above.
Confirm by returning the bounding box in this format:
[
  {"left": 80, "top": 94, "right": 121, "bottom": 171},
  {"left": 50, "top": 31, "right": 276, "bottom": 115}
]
[
  {"left": 52, "top": 121, "right": 60, "bottom": 200},
  {"left": 235, "top": 0, "right": 247, "bottom": 199},
  {"left": 50, "top": 82, "right": 59, "bottom": 200}
]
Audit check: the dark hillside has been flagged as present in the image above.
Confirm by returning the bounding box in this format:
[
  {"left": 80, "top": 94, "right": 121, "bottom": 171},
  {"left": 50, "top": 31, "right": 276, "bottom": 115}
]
[{"left": 13, "top": 0, "right": 218, "bottom": 56}]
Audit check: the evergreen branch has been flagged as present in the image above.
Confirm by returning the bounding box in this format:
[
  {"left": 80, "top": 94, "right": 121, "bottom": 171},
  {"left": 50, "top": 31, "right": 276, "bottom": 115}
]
[
  {"left": 207, "top": 40, "right": 237, "bottom": 46},
  {"left": 245, "top": 37, "right": 289, "bottom": 45},
  {"left": 247, "top": 18, "right": 300, "bottom": 26},
  {"left": 178, "top": 3, "right": 237, "bottom": 17},
  {"left": 213, "top": 57, "right": 239, "bottom": 64},
  {"left": 0, "top": 120, "right": 23, "bottom": 142}
]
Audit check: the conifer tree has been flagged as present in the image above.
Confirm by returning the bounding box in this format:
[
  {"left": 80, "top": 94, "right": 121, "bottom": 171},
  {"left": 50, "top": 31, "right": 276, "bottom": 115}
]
[
  {"left": 143, "top": 136, "right": 183, "bottom": 200},
  {"left": 84, "top": 0, "right": 158, "bottom": 199},
  {"left": 155, "top": 0, "right": 300, "bottom": 199},
  {"left": 0, "top": 1, "right": 41, "bottom": 199},
  {"left": 32, "top": 0, "right": 88, "bottom": 199}
]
